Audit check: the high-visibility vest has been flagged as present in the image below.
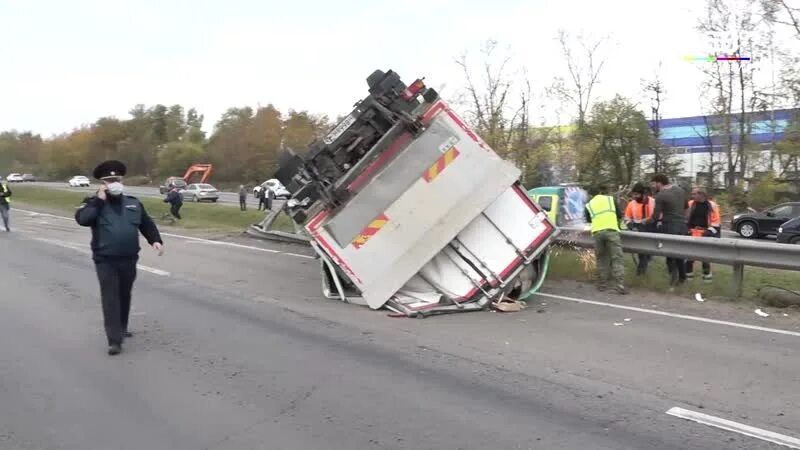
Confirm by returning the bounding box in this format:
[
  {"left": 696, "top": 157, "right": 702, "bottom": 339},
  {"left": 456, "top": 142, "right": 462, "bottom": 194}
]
[
  {"left": 624, "top": 197, "right": 655, "bottom": 223},
  {"left": 586, "top": 195, "right": 619, "bottom": 233},
  {"left": 688, "top": 200, "right": 720, "bottom": 228},
  {"left": 0, "top": 183, "right": 9, "bottom": 204}
]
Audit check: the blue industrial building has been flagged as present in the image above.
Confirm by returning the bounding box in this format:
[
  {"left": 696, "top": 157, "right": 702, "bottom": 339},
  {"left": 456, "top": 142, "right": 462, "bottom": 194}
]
[{"left": 642, "top": 108, "right": 798, "bottom": 185}]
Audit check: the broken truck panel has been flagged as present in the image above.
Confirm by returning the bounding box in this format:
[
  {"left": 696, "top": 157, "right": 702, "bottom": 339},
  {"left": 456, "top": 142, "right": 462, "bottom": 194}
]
[{"left": 275, "top": 69, "right": 557, "bottom": 315}]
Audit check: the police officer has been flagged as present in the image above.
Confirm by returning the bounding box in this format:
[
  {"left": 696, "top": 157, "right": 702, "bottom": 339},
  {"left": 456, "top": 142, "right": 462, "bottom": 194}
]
[
  {"left": 75, "top": 160, "right": 164, "bottom": 356},
  {"left": 584, "top": 185, "right": 627, "bottom": 295}
]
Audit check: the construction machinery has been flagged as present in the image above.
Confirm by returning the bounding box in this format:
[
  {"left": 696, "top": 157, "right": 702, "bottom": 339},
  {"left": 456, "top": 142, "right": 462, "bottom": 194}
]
[{"left": 274, "top": 70, "right": 558, "bottom": 317}]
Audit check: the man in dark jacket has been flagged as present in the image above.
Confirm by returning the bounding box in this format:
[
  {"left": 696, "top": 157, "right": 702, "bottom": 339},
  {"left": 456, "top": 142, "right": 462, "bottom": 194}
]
[
  {"left": 164, "top": 185, "right": 183, "bottom": 220},
  {"left": 257, "top": 186, "right": 267, "bottom": 211},
  {"left": 647, "top": 174, "right": 689, "bottom": 287},
  {"left": 75, "top": 160, "right": 164, "bottom": 356},
  {"left": 238, "top": 185, "right": 248, "bottom": 211},
  {"left": 0, "top": 176, "right": 11, "bottom": 232}
]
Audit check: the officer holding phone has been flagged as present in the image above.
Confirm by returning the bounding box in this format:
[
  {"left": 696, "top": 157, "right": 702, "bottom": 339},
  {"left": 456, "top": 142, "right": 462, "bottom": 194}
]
[{"left": 75, "top": 160, "right": 164, "bottom": 355}]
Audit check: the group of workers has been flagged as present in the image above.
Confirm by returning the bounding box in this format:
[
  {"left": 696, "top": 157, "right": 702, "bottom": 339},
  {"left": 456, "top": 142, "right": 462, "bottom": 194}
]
[
  {"left": 238, "top": 185, "right": 274, "bottom": 212},
  {"left": 585, "top": 174, "right": 721, "bottom": 295}
]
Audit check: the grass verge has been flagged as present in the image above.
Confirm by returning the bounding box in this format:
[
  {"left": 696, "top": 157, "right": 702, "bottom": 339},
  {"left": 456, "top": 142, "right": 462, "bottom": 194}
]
[
  {"left": 10, "top": 185, "right": 295, "bottom": 233},
  {"left": 547, "top": 246, "right": 800, "bottom": 302}
]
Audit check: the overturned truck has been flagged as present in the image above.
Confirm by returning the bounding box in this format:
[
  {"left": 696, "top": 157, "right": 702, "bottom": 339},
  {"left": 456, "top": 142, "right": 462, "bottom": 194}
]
[{"left": 275, "top": 70, "right": 558, "bottom": 317}]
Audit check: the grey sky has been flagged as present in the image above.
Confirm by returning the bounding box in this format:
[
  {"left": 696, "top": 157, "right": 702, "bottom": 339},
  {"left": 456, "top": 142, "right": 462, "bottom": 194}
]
[{"left": 1, "top": 0, "right": 796, "bottom": 136}]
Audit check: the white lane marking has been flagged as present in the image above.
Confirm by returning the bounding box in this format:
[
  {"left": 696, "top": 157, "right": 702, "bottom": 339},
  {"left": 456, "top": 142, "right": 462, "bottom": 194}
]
[
  {"left": 31, "top": 237, "right": 170, "bottom": 277},
  {"left": 15, "top": 208, "right": 315, "bottom": 260},
  {"left": 666, "top": 407, "right": 800, "bottom": 449},
  {"left": 536, "top": 292, "right": 800, "bottom": 338}
]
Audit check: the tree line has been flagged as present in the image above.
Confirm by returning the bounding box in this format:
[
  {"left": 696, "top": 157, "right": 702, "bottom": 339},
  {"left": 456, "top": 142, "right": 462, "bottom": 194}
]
[{"left": 0, "top": 104, "right": 328, "bottom": 185}]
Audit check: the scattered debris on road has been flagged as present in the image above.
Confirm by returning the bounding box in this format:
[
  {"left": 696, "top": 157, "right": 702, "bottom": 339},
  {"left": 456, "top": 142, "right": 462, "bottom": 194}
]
[
  {"left": 695, "top": 293, "right": 706, "bottom": 302},
  {"left": 754, "top": 309, "right": 770, "bottom": 317}
]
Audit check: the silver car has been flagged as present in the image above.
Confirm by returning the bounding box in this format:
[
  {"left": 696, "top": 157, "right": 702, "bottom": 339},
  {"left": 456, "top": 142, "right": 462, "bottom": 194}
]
[{"left": 181, "top": 183, "right": 220, "bottom": 203}]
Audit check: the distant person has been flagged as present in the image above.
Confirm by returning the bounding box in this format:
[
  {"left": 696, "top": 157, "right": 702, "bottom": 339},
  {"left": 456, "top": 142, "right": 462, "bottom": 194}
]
[
  {"left": 164, "top": 185, "right": 183, "bottom": 221},
  {"left": 265, "top": 186, "right": 275, "bottom": 211},
  {"left": 257, "top": 186, "right": 267, "bottom": 211},
  {"left": 685, "top": 187, "right": 721, "bottom": 281},
  {"left": 584, "top": 185, "right": 627, "bottom": 295},
  {"left": 647, "top": 174, "right": 689, "bottom": 287},
  {"left": 0, "top": 176, "right": 11, "bottom": 232},
  {"left": 624, "top": 182, "right": 656, "bottom": 276},
  {"left": 238, "top": 185, "right": 248, "bottom": 211},
  {"left": 75, "top": 160, "right": 164, "bottom": 356}
]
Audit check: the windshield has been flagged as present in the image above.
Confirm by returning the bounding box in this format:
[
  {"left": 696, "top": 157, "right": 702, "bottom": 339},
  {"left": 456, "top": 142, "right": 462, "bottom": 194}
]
[{"left": 198, "top": 184, "right": 215, "bottom": 189}]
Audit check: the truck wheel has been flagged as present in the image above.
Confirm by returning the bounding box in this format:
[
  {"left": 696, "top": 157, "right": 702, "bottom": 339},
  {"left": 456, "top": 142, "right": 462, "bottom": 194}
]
[{"left": 737, "top": 221, "right": 758, "bottom": 239}]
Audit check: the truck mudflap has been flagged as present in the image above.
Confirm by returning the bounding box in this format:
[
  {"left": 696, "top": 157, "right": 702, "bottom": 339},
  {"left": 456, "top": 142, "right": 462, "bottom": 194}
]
[{"left": 318, "top": 183, "right": 558, "bottom": 316}]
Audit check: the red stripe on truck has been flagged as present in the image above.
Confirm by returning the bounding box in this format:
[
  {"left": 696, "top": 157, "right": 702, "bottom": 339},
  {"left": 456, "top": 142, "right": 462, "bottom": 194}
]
[{"left": 307, "top": 210, "right": 363, "bottom": 285}]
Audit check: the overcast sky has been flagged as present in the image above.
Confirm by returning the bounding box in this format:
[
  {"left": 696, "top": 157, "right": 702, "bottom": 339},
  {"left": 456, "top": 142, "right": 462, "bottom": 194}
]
[{"left": 1, "top": 0, "right": 797, "bottom": 136}]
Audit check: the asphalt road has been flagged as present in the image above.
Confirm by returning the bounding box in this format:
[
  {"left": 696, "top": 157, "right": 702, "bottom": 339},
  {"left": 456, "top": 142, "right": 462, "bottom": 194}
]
[
  {"left": 27, "top": 181, "right": 277, "bottom": 208},
  {"left": 0, "top": 209, "right": 797, "bottom": 449}
]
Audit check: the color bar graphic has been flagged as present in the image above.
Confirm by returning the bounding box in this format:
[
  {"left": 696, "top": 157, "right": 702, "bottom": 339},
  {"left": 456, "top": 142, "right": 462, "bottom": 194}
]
[{"left": 684, "top": 56, "right": 751, "bottom": 62}]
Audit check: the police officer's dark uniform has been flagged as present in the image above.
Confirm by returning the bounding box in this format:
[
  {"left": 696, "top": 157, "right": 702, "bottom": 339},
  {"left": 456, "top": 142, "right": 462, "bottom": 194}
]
[{"left": 75, "top": 160, "right": 163, "bottom": 355}]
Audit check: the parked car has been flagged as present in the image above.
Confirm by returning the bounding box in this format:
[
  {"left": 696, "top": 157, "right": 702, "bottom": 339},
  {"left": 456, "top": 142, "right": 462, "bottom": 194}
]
[
  {"left": 777, "top": 216, "right": 800, "bottom": 244},
  {"left": 181, "top": 183, "right": 219, "bottom": 202},
  {"left": 159, "top": 177, "right": 187, "bottom": 194},
  {"left": 731, "top": 202, "right": 800, "bottom": 239},
  {"left": 68, "top": 175, "right": 91, "bottom": 187},
  {"left": 253, "top": 179, "right": 291, "bottom": 199},
  {"left": 6, "top": 173, "right": 23, "bottom": 183},
  {"left": 21, "top": 173, "right": 36, "bottom": 182}
]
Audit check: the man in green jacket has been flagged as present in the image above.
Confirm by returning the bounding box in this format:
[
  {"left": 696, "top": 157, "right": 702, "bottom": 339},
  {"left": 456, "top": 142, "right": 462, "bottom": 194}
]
[{"left": 584, "top": 185, "right": 627, "bottom": 295}]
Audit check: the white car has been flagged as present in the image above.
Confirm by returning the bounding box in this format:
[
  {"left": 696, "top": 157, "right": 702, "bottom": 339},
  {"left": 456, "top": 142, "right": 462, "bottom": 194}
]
[
  {"left": 253, "top": 179, "right": 291, "bottom": 199},
  {"left": 6, "top": 173, "right": 23, "bottom": 183},
  {"left": 68, "top": 176, "right": 91, "bottom": 187}
]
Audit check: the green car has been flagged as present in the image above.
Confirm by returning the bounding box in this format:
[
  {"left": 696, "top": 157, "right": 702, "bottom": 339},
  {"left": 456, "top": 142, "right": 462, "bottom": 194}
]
[{"left": 528, "top": 185, "right": 588, "bottom": 228}]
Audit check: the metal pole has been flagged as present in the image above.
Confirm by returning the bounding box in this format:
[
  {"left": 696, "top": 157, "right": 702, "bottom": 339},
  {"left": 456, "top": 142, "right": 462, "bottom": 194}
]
[{"left": 732, "top": 263, "right": 744, "bottom": 297}]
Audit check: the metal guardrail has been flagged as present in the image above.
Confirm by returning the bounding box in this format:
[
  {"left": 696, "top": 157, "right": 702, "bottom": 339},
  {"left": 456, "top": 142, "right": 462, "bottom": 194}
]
[{"left": 557, "top": 226, "right": 800, "bottom": 296}]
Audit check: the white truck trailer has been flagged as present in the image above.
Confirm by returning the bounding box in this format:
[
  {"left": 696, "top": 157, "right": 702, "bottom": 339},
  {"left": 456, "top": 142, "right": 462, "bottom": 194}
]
[{"left": 275, "top": 70, "right": 558, "bottom": 317}]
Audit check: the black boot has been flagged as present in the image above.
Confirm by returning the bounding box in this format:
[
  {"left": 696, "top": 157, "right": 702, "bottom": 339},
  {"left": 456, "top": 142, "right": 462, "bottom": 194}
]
[{"left": 108, "top": 344, "right": 122, "bottom": 355}]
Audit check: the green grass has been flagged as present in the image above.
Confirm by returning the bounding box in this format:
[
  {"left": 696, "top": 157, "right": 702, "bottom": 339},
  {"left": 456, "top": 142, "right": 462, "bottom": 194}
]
[
  {"left": 547, "top": 246, "right": 800, "bottom": 301},
  {"left": 10, "top": 185, "right": 295, "bottom": 234}
]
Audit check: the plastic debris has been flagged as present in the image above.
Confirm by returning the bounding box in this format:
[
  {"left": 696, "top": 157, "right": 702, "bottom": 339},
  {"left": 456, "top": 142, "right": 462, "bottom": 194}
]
[
  {"left": 783, "top": 313, "right": 789, "bottom": 317},
  {"left": 695, "top": 293, "right": 706, "bottom": 302},
  {"left": 754, "top": 309, "right": 770, "bottom": 317},
  {"left": 623, "top": 318, "right": 632, "bottom": 322},
  {"left": 613, "top": 322, "right": 625, "bottom": 326}
]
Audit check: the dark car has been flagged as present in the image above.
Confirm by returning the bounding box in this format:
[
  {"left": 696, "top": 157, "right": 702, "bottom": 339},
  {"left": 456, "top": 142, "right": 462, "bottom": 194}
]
[
  {"left": 159, "top": 177, "right": 187, "bottom": 194},
  {"left": 731, "top": 202, "right": 800, "bottom": 239},
  {"left": 777, "top": 216, "right": 800, "bottom": 244}
]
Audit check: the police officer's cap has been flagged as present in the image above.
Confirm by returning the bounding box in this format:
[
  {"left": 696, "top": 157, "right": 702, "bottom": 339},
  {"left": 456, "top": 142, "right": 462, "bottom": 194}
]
[{"left": 93, "top": 160, "right": 127, "bottom": 180}]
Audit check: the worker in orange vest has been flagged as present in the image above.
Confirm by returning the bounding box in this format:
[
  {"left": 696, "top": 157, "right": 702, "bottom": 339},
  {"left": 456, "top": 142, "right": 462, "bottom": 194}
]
[
  {"left": 624, "top": 182, "right": 656, "bottom": 276},
  {"left": 685, "top": 187, "right": 721, "bottom": 281}
]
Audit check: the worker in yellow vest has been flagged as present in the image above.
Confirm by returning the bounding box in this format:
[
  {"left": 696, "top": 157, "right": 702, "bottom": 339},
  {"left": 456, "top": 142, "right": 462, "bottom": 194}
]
[
  {"left": 584, "top": 185, "right": 626, "bottom": 294},
  {"left": 0, "top": 176, "right": 11, "bottom": 232}
]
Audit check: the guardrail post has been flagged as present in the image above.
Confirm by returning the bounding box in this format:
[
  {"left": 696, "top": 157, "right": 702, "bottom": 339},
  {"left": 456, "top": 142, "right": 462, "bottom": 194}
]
[{"left": 732, "top": 263, "right": 744, "bottom": 297}]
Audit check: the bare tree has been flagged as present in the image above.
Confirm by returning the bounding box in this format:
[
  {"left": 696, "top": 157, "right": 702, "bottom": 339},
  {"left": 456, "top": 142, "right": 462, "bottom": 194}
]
[
  {"left": 642, "top": 66, "right": 682, "bottom": 178},
  {"left": 456, "top": 40, "right": 521, "bottom": 155},
  {"left": 761, "top": 0, "right": 800, "bottom": 38},
  {"left": 551, "top": 30, "right": 607, "bottom": 130},
  {"left": 697, "top": 0, "right": 765, "bottom": 188}
]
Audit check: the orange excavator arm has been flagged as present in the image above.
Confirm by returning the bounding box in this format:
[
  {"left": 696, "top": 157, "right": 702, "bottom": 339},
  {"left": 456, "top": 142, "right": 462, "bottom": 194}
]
[{"left": 183, "top": 164, "right": 213, "bottom": 184}]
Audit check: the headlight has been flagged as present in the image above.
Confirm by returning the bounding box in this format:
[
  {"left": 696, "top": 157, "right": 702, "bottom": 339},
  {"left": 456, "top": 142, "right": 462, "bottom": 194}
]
[
  {"left": 733, "top": 214, "right": 742, "bottom": 220},
  {"left": 287, "top": 199, "right": 299, "bottom": 208},
  {"left": 778, "top": 227, "right": 783, "bottom": 233}
]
